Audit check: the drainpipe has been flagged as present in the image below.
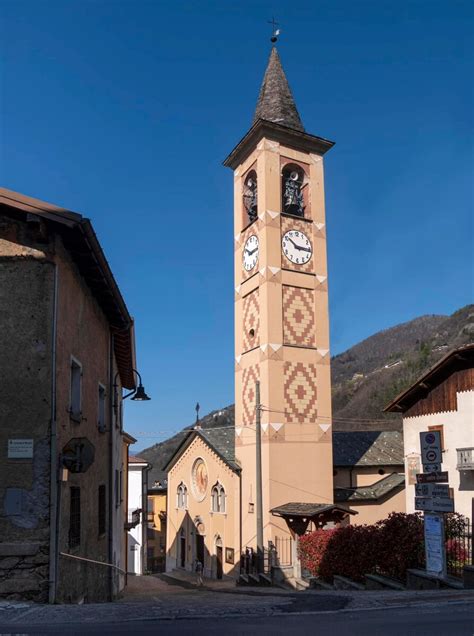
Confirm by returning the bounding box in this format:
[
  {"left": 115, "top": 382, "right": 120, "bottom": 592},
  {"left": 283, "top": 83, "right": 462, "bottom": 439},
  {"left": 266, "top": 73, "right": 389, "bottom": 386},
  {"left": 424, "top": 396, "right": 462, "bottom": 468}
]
[
  {"left": 238, "top": 469, "right": 242, "bottom": 569},
  {"left": 108, "top": 333, "right": 115, "bottom": 601},
  {"left": 48, "top": 264, "right": 59, "bottom": 604}
]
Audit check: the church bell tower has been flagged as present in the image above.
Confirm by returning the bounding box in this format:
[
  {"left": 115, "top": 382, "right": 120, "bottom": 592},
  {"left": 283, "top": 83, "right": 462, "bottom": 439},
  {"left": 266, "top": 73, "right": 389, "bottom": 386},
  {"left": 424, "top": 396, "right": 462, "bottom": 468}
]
[{"left": 224, "top": 46, "right": 335, "bottom": 548}]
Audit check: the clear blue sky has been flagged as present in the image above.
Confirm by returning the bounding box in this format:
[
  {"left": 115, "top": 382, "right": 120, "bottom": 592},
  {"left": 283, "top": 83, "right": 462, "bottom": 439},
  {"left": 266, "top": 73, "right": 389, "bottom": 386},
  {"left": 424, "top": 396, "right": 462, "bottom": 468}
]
[{"left": 2, "top": 1, "right": 473, "bottom": 449}]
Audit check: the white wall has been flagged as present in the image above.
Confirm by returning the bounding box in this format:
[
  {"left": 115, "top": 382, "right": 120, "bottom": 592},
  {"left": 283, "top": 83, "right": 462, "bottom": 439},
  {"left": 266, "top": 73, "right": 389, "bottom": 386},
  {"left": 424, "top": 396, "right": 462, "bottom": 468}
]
[
  {"left": 127, "top": 466, "right": 145, "bottom": 575},
  {"left": 403, "top": 391, "right": 474, "bottom": 521}
]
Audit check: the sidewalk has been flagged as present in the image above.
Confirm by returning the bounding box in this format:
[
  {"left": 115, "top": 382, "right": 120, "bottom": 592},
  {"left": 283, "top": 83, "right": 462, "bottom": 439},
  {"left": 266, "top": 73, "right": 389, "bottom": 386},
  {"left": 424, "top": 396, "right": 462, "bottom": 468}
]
[{"left": 0, "top": 574, "right": 473, "bottom": 627}]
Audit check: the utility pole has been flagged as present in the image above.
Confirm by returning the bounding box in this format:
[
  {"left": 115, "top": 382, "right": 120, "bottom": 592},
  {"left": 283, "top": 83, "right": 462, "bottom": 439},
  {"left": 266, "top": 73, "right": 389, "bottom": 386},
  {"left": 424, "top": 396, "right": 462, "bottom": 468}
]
[{"left": 255, "top": 381, "right": 264, "bottom": 572}]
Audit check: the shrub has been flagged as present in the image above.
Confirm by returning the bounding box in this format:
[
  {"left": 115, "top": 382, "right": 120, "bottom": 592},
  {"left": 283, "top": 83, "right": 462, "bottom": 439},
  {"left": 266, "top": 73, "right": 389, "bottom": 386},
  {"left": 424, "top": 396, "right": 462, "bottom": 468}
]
[
  {"left": 375, "top": 512, "right": 424, "bottom": 581},
  {"left": 318, "top": 524, "right": 379, "bottom": 583},
  {"left": 298, "top": 529, "right": 336, "bottom": 577}
]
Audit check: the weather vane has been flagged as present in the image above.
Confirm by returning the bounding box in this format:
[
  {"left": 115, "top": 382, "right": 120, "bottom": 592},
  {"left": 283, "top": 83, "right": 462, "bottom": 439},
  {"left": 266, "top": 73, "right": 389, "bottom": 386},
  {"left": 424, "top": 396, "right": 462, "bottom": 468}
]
[
  {"left": 194, "top": 402, "right": 201, "bottom": 430},
  {"left": 268, "top": 17, "right": 281, "bottom": 43}
]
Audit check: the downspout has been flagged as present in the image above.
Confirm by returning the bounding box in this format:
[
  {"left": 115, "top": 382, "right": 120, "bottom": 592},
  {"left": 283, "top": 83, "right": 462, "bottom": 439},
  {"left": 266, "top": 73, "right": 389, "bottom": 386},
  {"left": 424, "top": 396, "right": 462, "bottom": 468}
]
[
  {"left": 108, "top": 333, "right": 115, "bottom": 601},
  {"left": 48, "top": 263, "right": 59, "bottom": 604},
  {"left": 238, "top": 469, "right": 242, "bottom": 570}
]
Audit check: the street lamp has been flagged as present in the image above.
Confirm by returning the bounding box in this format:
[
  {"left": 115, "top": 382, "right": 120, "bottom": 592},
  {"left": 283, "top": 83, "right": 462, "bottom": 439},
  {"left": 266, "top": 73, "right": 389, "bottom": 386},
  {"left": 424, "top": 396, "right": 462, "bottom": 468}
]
[{"left": 114, "top": 368, "right": 151, "bottom": 404}]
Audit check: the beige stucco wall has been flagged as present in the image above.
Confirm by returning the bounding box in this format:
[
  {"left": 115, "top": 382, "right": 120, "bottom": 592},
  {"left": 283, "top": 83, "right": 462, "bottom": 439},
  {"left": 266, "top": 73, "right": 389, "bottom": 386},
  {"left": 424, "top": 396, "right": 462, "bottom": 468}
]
[
  {"left": 166, "top": 436, "right": 240, "bottom": 579},
  {"left": 234, "top": 139, "right": 333, "bottom": 549},
  {"left": 403, "top": 390, "right": 474, "bottom": 522},
  {"left": 349, "top": 487, "right": 407, "bottom": 526}
]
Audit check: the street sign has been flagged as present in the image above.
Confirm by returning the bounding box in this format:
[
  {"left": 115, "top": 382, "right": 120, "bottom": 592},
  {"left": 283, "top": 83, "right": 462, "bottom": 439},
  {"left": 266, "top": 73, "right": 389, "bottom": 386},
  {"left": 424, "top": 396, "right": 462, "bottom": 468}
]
[
  {"left": 416, "top": 471, "right": 448, "bottom": 484},
  {"left": 415, "top": 483, "right": 450, "bottom": 498},
  {"left": 420, "top": 431, "right": 442, "bottom": 466},
  {"left": 415, "top": 496, "right": 454, "bottom": 513},
  {"left": 423, "top": 462, "right": 441, "bottom": 473},
  {"left": 425, "top": 513, "right": 446, "bottom": 576}
]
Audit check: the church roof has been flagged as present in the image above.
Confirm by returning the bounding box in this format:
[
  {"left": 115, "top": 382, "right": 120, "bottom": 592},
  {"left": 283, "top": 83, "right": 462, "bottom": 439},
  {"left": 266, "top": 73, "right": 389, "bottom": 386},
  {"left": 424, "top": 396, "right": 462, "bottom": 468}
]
[
  {"left": 334, "top": 472, "right": 405, "bottom": 503},
  {"left": 163, "top": 426, "right": 240, "bottom": 474},
  {"left": 253, "top": 47, "right": 304, "bottom": 132},
  {"left": 332, "top": 431, "right": 404, "bottom": 467}
]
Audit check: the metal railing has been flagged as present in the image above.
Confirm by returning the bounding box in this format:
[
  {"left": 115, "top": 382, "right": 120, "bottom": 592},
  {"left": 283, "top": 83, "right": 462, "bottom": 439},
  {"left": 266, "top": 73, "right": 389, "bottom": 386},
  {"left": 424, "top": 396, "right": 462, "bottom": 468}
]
[{"left": 446, "top": 517, "right": 472, "bottom": 579}]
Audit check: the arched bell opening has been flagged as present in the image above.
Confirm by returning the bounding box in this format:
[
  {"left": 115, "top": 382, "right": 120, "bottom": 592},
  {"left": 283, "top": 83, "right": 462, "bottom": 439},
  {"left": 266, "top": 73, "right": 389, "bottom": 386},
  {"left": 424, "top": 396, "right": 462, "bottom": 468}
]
[
  {"left": 242, "top": 169, "right": 258, "bottom": 225},
  {"left": 281, "top": 163, "right": 307, "bottom": 217}
]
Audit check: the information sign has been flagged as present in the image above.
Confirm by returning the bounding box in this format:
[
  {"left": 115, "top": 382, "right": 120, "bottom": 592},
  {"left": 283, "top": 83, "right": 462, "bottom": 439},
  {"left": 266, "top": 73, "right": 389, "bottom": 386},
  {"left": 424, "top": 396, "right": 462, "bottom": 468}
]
[
  {"left": 424, "top": 513, "right": 446, "bottom": 576},
  {"left": 7, "top": 439, "right": 34, "bottom": 459},
  {"left": 416, "top": 471, "right": 448, "bottom": 484}
]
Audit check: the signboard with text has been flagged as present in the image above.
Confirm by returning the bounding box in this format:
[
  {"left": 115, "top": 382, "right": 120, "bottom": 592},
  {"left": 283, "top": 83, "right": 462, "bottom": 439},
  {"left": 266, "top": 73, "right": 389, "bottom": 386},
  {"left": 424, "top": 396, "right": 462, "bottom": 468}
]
[
  {"left": 8, "top": 439, "right": 34, "bottom": 459},
  {"left": 415, "top": 483, "right": 450, "bottom": 498},
  {"left": 415, "top": 496, "right": 454, "bottom": 513},
  {"left": 424, "top": 513, "right": 446, "bottom": 576},
  {"left": 416, "top": 471, "right": 448, "bottom": 484}
]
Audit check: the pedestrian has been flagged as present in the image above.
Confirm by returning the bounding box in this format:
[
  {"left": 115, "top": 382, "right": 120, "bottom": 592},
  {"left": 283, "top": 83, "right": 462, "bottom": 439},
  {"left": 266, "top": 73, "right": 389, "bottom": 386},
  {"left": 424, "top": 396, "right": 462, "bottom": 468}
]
[{"left": 195, "top": 559, "right": 203, "bottom": 587}]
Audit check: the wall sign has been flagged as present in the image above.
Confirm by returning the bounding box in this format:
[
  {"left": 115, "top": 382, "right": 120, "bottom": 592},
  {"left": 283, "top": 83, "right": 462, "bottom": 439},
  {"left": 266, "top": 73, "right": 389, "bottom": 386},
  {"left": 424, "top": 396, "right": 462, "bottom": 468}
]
[
  {"left": 424, "top": 513, "right": 446, "bottom": 576},
  {"left": 8, "top": 439, "right": 33, "bottom": 459}
]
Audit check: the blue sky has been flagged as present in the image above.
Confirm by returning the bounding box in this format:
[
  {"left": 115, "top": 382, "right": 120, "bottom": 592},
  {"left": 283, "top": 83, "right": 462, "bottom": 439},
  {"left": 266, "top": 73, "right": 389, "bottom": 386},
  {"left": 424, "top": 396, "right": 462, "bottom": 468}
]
[{"left": 2, "top": 1, "right": 473, "bottom": 449}]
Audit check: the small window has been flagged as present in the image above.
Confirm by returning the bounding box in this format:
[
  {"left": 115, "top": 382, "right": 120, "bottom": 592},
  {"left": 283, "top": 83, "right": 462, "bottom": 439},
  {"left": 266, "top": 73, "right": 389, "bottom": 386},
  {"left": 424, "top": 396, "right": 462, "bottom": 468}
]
[
  {"left": 69, "top": 487, "right": 81, "bottom": 548},
  {"left": 428, "top": 425, "right": 445, "bottom": 451},
  {"left": 98, "top": 485, "right": 106, "bottom": 536},
  {"left": 177, "top": 482, "right": 188, "bottom": 510},
  {"left": 70, "top": 358, "right": 82, "bottom": 421},
  {"left": 98, "top": 384, "right": 106, "bottom": 433},
  {"left": 211, "top": 482, "right": 226, "bottom": 513}
]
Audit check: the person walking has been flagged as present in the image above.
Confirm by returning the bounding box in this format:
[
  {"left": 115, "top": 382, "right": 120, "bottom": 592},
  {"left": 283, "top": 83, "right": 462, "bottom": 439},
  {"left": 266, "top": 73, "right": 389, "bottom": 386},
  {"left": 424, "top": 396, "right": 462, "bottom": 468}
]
[{"left": 195, "top": 559, "right": 203, "bottom": 588}]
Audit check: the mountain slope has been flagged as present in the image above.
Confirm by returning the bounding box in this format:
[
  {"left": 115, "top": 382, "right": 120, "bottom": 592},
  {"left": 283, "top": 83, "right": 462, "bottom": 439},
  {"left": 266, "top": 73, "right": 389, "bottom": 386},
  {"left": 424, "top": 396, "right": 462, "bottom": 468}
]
[{"left": 140, "top": 304, "right": 474, "bottom": 482}]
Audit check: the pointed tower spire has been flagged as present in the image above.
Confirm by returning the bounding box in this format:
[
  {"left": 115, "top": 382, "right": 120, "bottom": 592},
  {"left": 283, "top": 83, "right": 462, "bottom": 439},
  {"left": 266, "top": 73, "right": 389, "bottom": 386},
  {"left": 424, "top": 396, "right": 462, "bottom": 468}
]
[{"left": 253, "top": 47, "right": 304, "bottom": 132}]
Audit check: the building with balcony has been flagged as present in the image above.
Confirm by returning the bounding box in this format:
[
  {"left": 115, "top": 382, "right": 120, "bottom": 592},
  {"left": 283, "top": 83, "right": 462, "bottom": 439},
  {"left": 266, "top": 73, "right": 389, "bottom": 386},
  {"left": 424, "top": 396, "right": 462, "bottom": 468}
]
[{"left": 385, "top": 343, "right": 474, "bottom": 523}]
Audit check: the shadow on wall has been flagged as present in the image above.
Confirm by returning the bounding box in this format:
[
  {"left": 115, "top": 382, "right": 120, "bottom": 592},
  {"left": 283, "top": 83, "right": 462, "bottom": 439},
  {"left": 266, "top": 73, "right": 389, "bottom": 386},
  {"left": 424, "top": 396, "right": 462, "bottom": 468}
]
[
  {"left": 166, "top": 512, "right": 240, "bottom": 581},
  {"left": 458, "top": 471, "right": 474, "bottom": 493}
]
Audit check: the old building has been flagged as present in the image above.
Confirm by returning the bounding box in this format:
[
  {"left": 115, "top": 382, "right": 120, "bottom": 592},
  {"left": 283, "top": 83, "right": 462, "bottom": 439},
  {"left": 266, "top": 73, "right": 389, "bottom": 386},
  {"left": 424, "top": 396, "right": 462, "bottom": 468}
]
[
  {"left": 0, "top": 188, "right": 146, "bottom": 603},
  {"left": 385, "top": 344, "right": 474, "bottom": 523},
  {"left": 147, "top": 480, "right": 167, "bottom": 573},
  {"left": 126, "top": 456, "right": 150, "bottom": 575},
  {"left": 333, "top": 431, "right": 405, "bottom": 524}
]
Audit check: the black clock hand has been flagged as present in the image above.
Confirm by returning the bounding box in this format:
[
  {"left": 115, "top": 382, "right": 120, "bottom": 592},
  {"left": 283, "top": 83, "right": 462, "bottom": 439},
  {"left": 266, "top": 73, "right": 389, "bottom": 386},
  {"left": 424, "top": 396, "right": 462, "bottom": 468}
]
[
  {"left": 288, "top": 237, "right": 310, "bottom": 252},
  {"left": 245, "top": 247, "right": 258, "bottom": 256}
]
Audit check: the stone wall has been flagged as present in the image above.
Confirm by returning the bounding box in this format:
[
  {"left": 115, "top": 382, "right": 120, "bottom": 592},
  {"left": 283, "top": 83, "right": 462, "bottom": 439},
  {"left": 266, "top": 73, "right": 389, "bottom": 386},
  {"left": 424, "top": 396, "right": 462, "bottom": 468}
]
[{"left": 0, "top": 253, "right": 54, "bottom": 602}]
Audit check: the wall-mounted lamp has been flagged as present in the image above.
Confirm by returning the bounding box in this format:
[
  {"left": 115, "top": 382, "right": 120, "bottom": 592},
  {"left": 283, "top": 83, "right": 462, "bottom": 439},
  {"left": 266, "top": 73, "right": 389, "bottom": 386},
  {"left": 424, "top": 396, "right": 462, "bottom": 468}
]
[{"left": 114, "top": 368, "right": 151, "bottom": 405}]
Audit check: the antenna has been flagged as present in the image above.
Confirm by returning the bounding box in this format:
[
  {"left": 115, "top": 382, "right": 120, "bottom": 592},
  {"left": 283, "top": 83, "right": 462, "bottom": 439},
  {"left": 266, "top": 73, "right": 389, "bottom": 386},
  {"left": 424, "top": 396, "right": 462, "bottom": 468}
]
[{"left": 268, "top": 17, "right": 281, "bottom": 43}]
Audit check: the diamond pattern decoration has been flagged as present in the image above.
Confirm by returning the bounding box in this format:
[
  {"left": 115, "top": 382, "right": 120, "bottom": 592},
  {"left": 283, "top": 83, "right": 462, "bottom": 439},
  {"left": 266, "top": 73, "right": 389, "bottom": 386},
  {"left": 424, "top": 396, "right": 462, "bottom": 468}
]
[
  {"left": 242, "top": 364, "right": 259, "bottom": 426},
  {"left": 242, "top": 289, "right": 260, "bottom": 352},
  {"left": 283, "top": 286, "right": 315, "bottom": 347},
  {"left": 284, "top": 362, "right": 318, "bottom": 424}
]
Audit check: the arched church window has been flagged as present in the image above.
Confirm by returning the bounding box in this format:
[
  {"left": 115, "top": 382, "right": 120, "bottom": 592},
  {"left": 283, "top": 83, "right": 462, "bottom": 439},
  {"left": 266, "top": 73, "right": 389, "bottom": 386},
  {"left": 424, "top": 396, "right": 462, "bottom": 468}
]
[
  {"left": 282, "top": 165, "right": 305, "bottom": 217},
  {"left": 177, "top": 482, "right": 188, "bottom": 510},
  {"left": 211, "top": 482, "right": 226, "bottom": 513},
  {"left": 243, "top": 170, "right": 258, "bottom": 224}
]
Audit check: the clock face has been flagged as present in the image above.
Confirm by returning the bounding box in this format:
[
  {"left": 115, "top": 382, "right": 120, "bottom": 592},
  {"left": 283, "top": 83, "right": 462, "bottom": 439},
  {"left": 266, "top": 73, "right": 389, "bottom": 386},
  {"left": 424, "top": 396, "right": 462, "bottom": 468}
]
[
  {"left": 243, "top": 235, "right": 259, "bottom": 271},
  {"left": 282, "top": 229, "right": 312, "bottom": 265}
]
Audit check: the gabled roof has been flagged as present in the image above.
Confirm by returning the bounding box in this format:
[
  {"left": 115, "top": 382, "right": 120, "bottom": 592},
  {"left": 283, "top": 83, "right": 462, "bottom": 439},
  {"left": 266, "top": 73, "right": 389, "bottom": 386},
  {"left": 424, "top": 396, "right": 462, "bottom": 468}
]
[
  {"left": 253, "top": 47, "right": 304, "bottom": 132},
  {"left": 384, "top": 343, "right": 474, "bottom": 413},
  {"left": 163, "top": 427, "right": 240, "bottom": 474},
  {"left": 334, "top": 472, "right": 405, "bottom": 503},
  {"left": 333, "top": 431, "right": 404, "bottom": 467},
  {"left": 0, "top": 187, "right": 136, "bottom": 389},
  {"left": 270, "top": 502, "right": 357, "bottom": 517}
]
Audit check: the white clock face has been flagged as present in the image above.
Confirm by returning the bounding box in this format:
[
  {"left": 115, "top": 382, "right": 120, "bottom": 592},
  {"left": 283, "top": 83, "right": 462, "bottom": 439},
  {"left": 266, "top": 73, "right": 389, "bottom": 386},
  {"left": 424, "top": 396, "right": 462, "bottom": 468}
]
[
  {"left": 282, "top": 229, "right": 312, "bottom": 265},
  {"left": 243, "top": 235, "right": 259, "bottom": 272}
]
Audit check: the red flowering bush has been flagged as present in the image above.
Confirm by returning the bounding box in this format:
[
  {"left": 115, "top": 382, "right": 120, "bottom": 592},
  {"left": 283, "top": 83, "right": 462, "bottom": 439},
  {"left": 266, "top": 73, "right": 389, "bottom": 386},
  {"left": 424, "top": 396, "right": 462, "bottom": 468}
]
[
  {"left": 318, "top": 524, "right": 379, "bottom": 582},
  {"left": 374, "top": 512, "right": 424, "bottom": 581},
  {"left": 296, "top": 513, "right": 426, "bottom": 583},
  {"left": 298, "top": 529, "right": 336, "bottom": 576}
]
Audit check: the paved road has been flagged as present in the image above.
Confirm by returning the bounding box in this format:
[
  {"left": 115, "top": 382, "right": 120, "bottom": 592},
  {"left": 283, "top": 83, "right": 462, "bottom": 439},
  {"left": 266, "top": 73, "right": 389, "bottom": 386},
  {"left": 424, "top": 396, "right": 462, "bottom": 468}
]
[{"left": 2, "top": 602, "right": 473, "bottom": 635}]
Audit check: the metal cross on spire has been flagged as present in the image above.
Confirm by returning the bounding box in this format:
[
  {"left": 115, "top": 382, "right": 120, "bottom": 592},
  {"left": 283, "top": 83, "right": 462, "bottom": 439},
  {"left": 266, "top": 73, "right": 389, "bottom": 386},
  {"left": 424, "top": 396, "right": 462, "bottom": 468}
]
[{"left": 268, "top": 17, "right": 281, "bottom": 43}]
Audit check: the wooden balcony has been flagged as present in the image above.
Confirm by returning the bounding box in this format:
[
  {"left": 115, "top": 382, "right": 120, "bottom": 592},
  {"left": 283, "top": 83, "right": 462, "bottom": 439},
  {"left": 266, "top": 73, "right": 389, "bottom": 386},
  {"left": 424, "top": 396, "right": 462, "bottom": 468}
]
[{"left": 456, "top": 448, "right": 474, "bottom": 470}]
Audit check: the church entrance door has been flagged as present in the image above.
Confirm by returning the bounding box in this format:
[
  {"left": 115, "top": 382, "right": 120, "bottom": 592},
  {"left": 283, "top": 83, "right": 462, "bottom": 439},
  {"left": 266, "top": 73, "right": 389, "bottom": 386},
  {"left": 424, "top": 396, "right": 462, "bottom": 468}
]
[
  {"left": 216, "top": 546, "right": 223, "bottom": 579},
  {"left": 196, "top": 534, "right": 205, "bottom": 568},
  {"left": 180, "top": 535, "right": 186, "bottom": 568}
]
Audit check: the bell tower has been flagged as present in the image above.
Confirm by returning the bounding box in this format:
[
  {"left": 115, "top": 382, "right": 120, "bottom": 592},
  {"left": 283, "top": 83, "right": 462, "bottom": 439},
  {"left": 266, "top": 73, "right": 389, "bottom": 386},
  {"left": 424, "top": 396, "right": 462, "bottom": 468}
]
[{"left": 224, "top": 46, "right": 335, "bottom": 548}]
